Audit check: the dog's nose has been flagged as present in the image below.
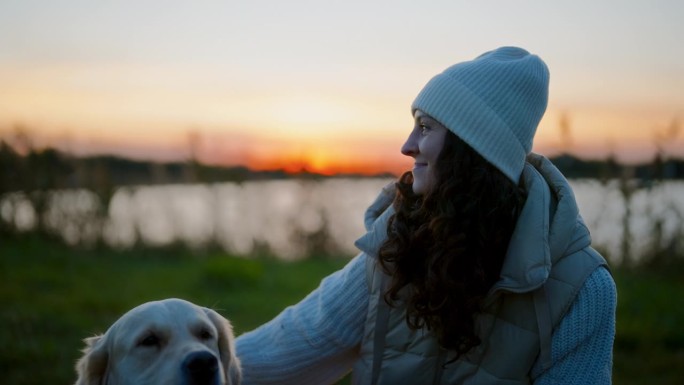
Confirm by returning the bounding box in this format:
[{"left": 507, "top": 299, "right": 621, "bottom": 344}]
[{"left": 183, "top": 351, "right": 218, "bottom": 384}]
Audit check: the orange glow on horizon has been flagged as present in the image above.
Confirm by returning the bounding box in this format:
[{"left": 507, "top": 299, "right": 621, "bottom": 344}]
[
  {"left": 247, "top": 157, "right": 407, "bottom": 177},
  {"left": 1, "top": 103, "right": 682, "bottom": 177},
  {"left": 236, "top": 136, "right": 410, "bottom": 176},
  {"left": 0, "top": 69, "right": 682, "bottom": 175}
]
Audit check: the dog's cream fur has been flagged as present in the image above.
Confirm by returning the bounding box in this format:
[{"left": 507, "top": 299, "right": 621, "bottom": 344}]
[{"left": 75, "top": 298, "right": 241, "bottom": 385}]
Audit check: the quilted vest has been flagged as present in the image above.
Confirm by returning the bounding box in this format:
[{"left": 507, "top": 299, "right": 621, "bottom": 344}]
[{"left": 351, "top": 155, "right": 608, "bottom": 384}]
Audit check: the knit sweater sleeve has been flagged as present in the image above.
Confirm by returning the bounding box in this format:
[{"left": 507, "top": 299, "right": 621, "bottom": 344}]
[
  {"left": 235, "top": 252, "right": 369, "bottom": 385},
  {"left": 531, "top": 266, "right": 617, "bottom": 384}
]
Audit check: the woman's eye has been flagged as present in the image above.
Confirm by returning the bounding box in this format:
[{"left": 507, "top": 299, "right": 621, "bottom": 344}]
[
  {"left": 420, "top": 124, "right": 430, "bottom": 135},
  {"left": 138, "top": 334, "right": 160, "bottom": 347}
]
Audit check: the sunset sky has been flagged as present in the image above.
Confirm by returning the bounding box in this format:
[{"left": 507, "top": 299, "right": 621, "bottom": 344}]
[{"left": 1, "top": 0, "right": 682, "bottom": 175}]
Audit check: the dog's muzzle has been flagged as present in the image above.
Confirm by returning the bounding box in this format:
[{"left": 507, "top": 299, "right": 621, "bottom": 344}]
[{"left": 183, "top": 351, "right": 219, "bottom": 385}]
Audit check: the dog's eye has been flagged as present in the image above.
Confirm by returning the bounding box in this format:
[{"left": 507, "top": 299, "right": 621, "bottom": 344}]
[
  {"left": 138, "top": 334, "right": 160, "bottom": 347},
  {"left": 199, "top": 329, "right": 213, "bottom": 340}
]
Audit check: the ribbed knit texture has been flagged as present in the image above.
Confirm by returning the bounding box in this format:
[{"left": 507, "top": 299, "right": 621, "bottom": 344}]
[
  {"left": 411, "top": 47, "right": 549, "bottom": 183},
  {"left": 235, "top": 254, "right": 616, "bottom": 384},
  {"left": 531, "top": 266, "right": 617, "bottom": 384}
]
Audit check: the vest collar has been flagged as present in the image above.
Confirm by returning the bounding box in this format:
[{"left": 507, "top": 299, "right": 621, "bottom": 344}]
[
  {"left": 489, "top": 162, "right": 552, "bottom": 294},
  {"left": 489, "top": 153, "right": 591, "bottom": 295},
  {"left": 354, "top": 204, "right": 395, "bottom": 257}
]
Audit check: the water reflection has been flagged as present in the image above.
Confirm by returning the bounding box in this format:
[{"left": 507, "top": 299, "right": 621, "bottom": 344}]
[{"left": 2, "top": 178, "right": 683, "bottom": 262}]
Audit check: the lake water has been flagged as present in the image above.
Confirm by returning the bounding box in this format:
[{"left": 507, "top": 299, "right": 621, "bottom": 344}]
[{"left": 2, "top": 178, "right": 683, "bottom": 264}]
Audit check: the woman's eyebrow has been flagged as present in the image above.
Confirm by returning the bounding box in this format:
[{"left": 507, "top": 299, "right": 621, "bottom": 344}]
[{"left": 419, "top": 116, "right": 439, "bottom": 126}]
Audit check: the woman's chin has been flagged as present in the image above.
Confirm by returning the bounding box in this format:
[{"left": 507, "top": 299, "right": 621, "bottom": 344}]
[{"left": 411, "top": 181, "right": 426, "bottom": 195}]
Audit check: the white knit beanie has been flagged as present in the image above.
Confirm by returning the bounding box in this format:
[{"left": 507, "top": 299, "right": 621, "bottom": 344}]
[{"left": 411, "top": 46, "right": 550, "bottom": 183}]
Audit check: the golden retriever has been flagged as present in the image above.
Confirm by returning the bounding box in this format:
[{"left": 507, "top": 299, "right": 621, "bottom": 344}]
[{"left": 74, "top": 298, "right": 241, "bottom": 385}]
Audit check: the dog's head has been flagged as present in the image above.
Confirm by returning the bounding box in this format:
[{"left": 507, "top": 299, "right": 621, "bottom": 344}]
[{"left": 75, "top": 298, "right": 241, "bottom": 385}]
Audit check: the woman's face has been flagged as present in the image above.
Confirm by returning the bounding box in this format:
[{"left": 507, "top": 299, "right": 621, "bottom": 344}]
[{"left": 401, "top": 110, "right": 448, "bottom": 195}]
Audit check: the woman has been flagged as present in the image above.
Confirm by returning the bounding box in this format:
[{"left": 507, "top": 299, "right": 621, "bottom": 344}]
[{"left": 235, "top": 47, "right": 616, "bottom": 384}]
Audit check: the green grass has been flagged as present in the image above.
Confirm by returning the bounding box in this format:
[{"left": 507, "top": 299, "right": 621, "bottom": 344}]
[
  {"left": 612, "top": 268, "right": 684, "bottom": 385},
  {"left": 1, "top": 234, "right": 683, "bottom": 384}
]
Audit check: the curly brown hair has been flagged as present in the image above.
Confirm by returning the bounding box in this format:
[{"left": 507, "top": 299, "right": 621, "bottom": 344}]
[{"left": 378, "top": 131, "right": 526, "bottom": 360}]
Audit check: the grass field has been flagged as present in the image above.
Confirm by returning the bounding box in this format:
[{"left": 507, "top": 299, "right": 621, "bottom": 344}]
[{"left": 1, "top": 234, "right": 683, "bottom": 384}]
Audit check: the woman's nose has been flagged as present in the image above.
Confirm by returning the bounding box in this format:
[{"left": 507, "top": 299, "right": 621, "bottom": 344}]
[{"left": 401, "top": 130, "right": 418, "bottom": 157}]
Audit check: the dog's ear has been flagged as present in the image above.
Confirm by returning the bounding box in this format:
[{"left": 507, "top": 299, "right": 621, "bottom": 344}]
[
  {"left": 205, "top": 308, "right": 242, "bottom": 385},
  {"left": 74, "top": 334, "right": 109, "bottom": 385}
]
